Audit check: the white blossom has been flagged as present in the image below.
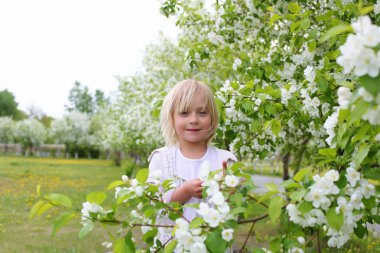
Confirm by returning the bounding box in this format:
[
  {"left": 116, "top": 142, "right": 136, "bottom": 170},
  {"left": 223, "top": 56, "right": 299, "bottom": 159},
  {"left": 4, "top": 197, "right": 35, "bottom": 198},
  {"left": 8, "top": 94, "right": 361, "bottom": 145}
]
[
  {"left": 222, "top": 228, "right": 234, "bottom": 242},
  {"left": 297, "top": 237, "right": 305, "bottom": 245},
  {"left": 337, "top": 87, "right": 352, "bottom": 109},
  {"left": 375, "top": 0, "right": 380, "bottom": 15},
  {"left": 358, "top": 87, "right": 374, "bottom": 102},
  {"left": 225, "top": 175, "right": 239, "bottom": 188},
  {"left": 209, "top": 191, "right": 226, "bottom": 206},
  {"left": 304, "top": 66, "right": 316, "bottom": 82},
  {"left": 346, "top": 167, "right": 360, "bottom": 187}
]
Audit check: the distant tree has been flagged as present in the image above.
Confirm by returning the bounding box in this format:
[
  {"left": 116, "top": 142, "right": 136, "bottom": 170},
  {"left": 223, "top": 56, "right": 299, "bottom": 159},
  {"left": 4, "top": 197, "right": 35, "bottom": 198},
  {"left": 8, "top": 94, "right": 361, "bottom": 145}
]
[
  {"left": 15, "top": 118, "right": 47, "bottom": 156},
  {"left": 26, "top": 105, "right": 54, "bottom": 127},
  {"left": 94, "top": 89, "right": 110, "bottom": 113},
  {"left": 0, "top": 116, "right": 16, "bottom": 153},
  {"left": 49, "top": 111, "right": 92, "bottom": 159},
  {"left": 65, "top": 81, "right": 110, "bottom": 115},
  {"left": 0, "top": 89, "right": 24, "bottom": 120},
  {"left": 65, "top": 81, "right": 94, "bottom": 114}
]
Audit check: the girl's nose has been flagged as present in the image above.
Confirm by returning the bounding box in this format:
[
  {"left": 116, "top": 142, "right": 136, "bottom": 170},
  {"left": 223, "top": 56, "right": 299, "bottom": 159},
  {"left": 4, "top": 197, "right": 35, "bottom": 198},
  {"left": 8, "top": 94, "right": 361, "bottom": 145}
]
[{"left": 189, "top": 112, "right": 199, "bottom": 123}]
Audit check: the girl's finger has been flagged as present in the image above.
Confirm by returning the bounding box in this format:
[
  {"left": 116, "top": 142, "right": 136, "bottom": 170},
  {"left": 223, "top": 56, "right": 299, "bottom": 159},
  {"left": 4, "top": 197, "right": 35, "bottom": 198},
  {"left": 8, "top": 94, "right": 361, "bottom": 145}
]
[{"left": 222, "top": 160, "right": 227, "bottom": 176}]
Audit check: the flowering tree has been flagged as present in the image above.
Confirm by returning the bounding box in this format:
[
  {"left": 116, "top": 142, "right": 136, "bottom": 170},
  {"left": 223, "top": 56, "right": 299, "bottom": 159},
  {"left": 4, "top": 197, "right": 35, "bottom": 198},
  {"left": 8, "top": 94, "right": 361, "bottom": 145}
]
[
  {"left": 49, "top": 111, "right": 93, "bottom": 158},
  {"left": 0, "top": 116, "right": 16, "bottom": 153},
  {"left": 31, "top": 0, "right": 380, "bottom": 252},
  {"left": 15, "top": 118, "right": 47, "bottom": 156}
]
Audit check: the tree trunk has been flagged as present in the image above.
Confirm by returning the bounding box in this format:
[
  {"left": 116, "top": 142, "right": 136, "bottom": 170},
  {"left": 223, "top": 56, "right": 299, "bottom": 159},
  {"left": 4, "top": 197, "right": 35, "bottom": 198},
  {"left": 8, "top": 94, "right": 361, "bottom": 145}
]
[
  {"left": 282, "top": 153, "right": 291, "bottom": 181},
  {"left": 114, "top": 150, "right": 122, "bottom": 166},
  {"left": 292, "top": 139, "right": 309, "bottom": 175}
]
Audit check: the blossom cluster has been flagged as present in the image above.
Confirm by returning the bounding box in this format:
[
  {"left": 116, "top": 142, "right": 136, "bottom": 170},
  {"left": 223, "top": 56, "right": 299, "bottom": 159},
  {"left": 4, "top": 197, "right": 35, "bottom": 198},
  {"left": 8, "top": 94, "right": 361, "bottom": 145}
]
[
  {"left": 286, "top": 168, "right": 379, "bottom": 248},
  {"left": 336, "top": 16, "right": 380, "bottom": 78},
  {"left": 169, "top": 161, "right": 239, "bottom": 252}
]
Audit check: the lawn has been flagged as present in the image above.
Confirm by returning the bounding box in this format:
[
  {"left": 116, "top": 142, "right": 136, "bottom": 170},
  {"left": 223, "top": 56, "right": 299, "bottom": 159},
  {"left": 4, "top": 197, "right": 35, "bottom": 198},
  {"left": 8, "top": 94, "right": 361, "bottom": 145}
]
[{"left": 0, "top": 156, "right": 125, "bottom": 253}]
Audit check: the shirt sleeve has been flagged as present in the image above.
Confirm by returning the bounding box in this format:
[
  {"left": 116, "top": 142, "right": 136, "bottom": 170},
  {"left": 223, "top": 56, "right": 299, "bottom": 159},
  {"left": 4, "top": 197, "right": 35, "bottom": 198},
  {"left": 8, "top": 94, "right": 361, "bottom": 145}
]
[{"left": 147, "top": 150, "right": 175, "bottom": 204}]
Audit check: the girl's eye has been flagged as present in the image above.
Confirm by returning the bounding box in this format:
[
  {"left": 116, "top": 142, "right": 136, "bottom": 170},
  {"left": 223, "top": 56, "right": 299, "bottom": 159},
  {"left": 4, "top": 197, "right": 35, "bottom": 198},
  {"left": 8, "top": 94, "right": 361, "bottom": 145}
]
[
  {"left": 179, "top": 111, "right": 188, "bottom": 115},
  {"left": 199, "top": 111, "right": 208, "bottom": 115}
]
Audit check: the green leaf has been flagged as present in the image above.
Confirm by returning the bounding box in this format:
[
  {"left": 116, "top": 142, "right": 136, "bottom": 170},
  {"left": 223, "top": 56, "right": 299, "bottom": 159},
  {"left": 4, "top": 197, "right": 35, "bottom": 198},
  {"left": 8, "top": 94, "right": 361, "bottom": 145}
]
[
  {"left": 52, "top": 212, "right": 76, "bottom": 237},
  {"left": 354, "top": 222, "right": 367, "bottom": 239},
  {"left": 142, "top": 228, "right": 158, "bottom": 246},
  {"left": 290, "top": 21, "right": 300, "bottom": 33},
  {"left": 352, "top": 125, "right": 371, "bottom": 143},
  {"left": 300, "top": 18, "right": 310, "bottom": 30},
  {"left": 320, "top": 24, "right": 353, "bottom": 42},
  {"left": 86, "top": 191, "right": 107, "bottom": 205},
  {"left": 246, "top": 80, "right": 254, "bottom": 89},
  {"left": 265, "top": 182, "right": 279, "bottom": 193},
  {"left": 231, "top": 80, "right": 239, "bottom": 90},
  {"left": 239, "top": 87, "right": 252, "bottom": 96},
  {"left": 189, "top": 217, "right": 204, "bottom": 228},
  {"left": 271, "top": 119, "right": 281, "bottom": 137},
  {"left": 269, "top": 237, "right": 281, "bottom": 252},
  {"left": 281, "top": 180, "right": 300, "bottom": 189},
  {"left": 205, "top": 230, "right": 227, "bottom": 253},
  {"left": 326, "top": 207, "right": 344, "bottom": 231},
  {"left": 37, "top": 202, "right": 54, "bottom": 216},
  {"left": 318, "top": 148, "right": 336, "bottom": 157},
  {"left": 106, "top": 180, "right": 125, "bottom": 191},
  {"left": 358, "top": 75, "right": 380, "bottom": 96},
  {"left": 269, "top": 196, "right": 284, "bottom": 223},
  {"left": 125, "top": 231, "right": 136, "bottom": 253},
  {"left": 317, "top": 78, "right": 329, "bottom": 92},
  {"left": 36, "top": 184, "right": 41, "bottom": 196},
  {"left": 362, "top": 196, "right": 376, "bottom": 210},
  {"left": 288, "top": 2, "right": 301, "bottom": 14},
  {"left": 113, "top": 237, "right": 127, "bottom": 253},
  {"left": 29, "top": 200, "right": 45, "bottom": 220},
  {"left": 293, "top": 168, "right": 310, "bottom": 182},
  {"left": 354, "top": 143, "right": 370, "bottom": 167},
  {"left": 298, "top": 201, "right": 313, "bottom": 214},
  {"left": 363, "top": 168, "right": 380, "bottom": 180},
  {"left": 270, "top": 13, "right": 282, "bottom": 25},
  {"left": 164, "top": 239, "right": 177, "bottom": 253},
  {"left": 230, "top": 207, "right": 247, "bottom": 215},
  {"left": 289, "top": 189, "right": 307, "bottom": 201},
  {"left": 78, "top": 222, "right": 94, "bottom": 239},
  {"left": 44, "top": 193, "right": 72, "bottom": 208},
  {"left": 308, "top": 40, "right": 316, "bottom": 53},
  {"left": 136, "top": 168, "right": 149, "bottom": 184}
]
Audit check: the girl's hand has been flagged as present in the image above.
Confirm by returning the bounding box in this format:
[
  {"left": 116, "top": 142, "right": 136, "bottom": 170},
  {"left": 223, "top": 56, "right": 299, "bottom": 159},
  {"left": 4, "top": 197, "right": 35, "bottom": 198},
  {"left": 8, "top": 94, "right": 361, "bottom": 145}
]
[
  {"left": 222, "top": 160, "right": 227, "bottom": 176},
  {"left": 182, "top": 178, "right": 203, "bottom": 199},
  {"left": 170, "top": 178, "right": 203, "bottom": 203}
]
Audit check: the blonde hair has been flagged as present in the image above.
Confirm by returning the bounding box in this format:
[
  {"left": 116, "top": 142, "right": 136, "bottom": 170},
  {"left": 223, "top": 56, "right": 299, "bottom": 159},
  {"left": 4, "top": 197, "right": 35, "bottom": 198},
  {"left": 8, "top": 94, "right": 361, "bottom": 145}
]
[{"left": 160, "top": 79, "right": 218, "bottom": 146}]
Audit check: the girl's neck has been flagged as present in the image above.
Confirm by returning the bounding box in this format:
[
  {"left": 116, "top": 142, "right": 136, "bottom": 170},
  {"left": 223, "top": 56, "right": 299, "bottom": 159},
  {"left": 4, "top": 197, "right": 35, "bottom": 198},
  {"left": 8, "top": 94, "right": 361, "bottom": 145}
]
[{"left": 178, "top": 142, "right": 208, "bottom": 159}]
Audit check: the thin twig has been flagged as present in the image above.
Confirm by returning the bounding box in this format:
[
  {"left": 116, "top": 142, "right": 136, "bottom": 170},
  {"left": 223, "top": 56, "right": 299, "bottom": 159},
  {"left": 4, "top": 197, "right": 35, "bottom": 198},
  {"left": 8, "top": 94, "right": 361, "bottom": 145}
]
[
  {"left": 247, "top": 194, "right": 269, "bottom": 208},
  {"left": 317, "top": 229, "right": 321, "bottom": 253},
  {"left": 239, "top": 221, "right": 255, "bottom": 252}
]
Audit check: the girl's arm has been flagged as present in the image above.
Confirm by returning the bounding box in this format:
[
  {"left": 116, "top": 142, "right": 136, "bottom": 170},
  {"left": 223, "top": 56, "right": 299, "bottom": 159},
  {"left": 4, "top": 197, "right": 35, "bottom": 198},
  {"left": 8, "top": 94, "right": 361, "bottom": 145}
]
[{"left": 170, "top": 178, "right": 203, "bottom": 204}]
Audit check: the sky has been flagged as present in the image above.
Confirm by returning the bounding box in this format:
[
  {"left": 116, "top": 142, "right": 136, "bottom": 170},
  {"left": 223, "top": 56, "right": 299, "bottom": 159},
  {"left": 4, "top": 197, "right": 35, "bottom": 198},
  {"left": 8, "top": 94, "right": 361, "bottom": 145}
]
[{"left": 0, "top": 0, "right": 179, "bottom": 118}]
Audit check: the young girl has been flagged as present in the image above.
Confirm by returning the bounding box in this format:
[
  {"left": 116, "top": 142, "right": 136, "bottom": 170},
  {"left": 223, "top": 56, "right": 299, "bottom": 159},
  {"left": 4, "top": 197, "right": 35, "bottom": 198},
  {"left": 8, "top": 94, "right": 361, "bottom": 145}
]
[{"left": 147, "top": 79, "right": 237, "bottom": 240}]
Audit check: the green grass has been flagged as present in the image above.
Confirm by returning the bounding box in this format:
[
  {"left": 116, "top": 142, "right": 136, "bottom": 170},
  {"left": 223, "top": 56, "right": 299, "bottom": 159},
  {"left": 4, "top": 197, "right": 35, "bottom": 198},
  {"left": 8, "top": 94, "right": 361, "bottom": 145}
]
[{"left": 0, "top": 156, "right": 126, "bottom": 253}]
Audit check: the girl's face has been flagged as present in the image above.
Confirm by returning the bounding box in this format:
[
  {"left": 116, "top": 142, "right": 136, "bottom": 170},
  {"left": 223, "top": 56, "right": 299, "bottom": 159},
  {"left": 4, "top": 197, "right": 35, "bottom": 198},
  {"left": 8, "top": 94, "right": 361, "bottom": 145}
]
[{"left": 173, "top": 95, "right": 212, "bottom": 147}]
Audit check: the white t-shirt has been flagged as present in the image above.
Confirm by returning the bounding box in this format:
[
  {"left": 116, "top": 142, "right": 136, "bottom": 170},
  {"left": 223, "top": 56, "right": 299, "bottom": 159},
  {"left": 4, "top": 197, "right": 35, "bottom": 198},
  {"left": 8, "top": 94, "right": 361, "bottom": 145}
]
[{"left": 148, "top": 145, "right": 237, "bottom": 221}]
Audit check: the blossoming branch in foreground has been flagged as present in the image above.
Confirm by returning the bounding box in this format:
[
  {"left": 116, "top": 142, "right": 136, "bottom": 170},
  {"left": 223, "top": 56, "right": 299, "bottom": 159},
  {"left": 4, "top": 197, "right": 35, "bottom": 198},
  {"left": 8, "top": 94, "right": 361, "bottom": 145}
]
[
  {"left": 286, "top": 168, "right": 379, "bottom": 248},
  {"left": 336, "top": 16, "right": 380, "bottom": 78}
]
